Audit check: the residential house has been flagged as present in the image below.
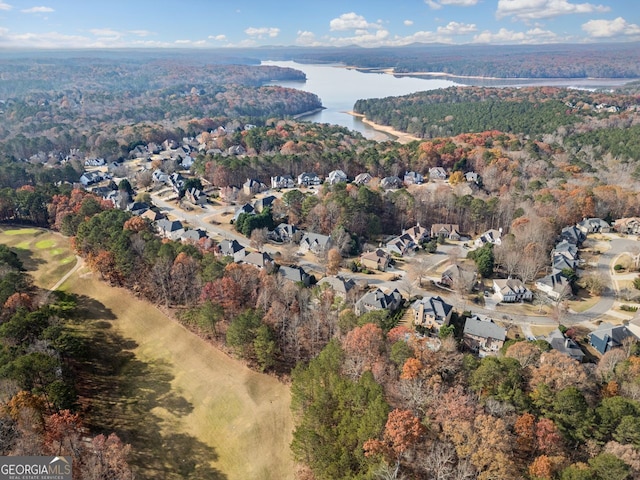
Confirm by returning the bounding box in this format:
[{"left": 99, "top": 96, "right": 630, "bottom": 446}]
[
  {"left": 270, "top": 223, "right": 300, "bottom": 243},
  {"left": 227, "top": 145, "right": 246, "bottom": 155},
  {"left": 493, "top": 278, "right": 533, "bottom": 302},
  {"left": 233, "top": 203, "right": 255, "bottom": 222},
  {"left": 180, "top": 155, "right": 194, "bottom": 169},
  {"left": 429, "top": 167, "right": 448, "bottom": 181},
  {"left": 552, "top": 254, "right": 578, "bottom": 273},
  {"left": 380, "top": 176, "right": 403, "bottom": 190},
  {"left": 441, "top": 264, "right": 477, "bottom": 292},
  {"left": 84, "top": 157, "right": 105, "bottom": 167},
  {"left": 465, "top": 172, "right": 479, "bottom": 183},
  {"left": 184, "top": 188, "right": 207, "bottom": 206},
  {"left": 474, "top": 229, "right": 502, "bottom": 248},
  {"left": 140, "top": 209, "right": 165, "bottom": 223},
  {"left": 386, "top": 233, "right": 415, "bottom": 257},
  {"left": 79, "top": 171, "right": 105, "bottom": 187},
  {"left": 431, "top": 224, "right": 461, "bottom": 241},
  {"left": 353, "top": 172, "right": 373, "bottom": 185},
  {"left": 463, "top": 315, "right": 506, "bottom": 356},
  {"left": 411, "top": 296, "right": 453, "bottom": 331},
  {"left": 278, "top": 265, "right": 312, "bottom": 286},
  {"left": 299, "top": 232, "right": 331, "bottom": 255},
  {"left": 155, "top": 219, "right": 184, "bottom": 240},
  {"left": 560, "top": 225, "right": 586, "bottom": 246},
  {"left": 126, "top": 202, "right": 149, "bottom": 216},
  {"left": 589, "top": 323, "right": 634, "bottom": 355},
  {"left": 326, "top": 169, "right": 348, "bottom": 185},
  {"left": 179, "top": 229, "right": 207, "bottom": 243},
  {"left": 271, "top": 175, "right": 295, "bottom": 189},
  {"left": 535, "top": 272, "right": 573, "bottom": 300},
  {"left": 552, "top": 240, "right": 579, "bottom": 261},
  {"left": 613, "top": 217, "right": 640, "bottom": 235},
  {"left": 355, "top": 288, "right": 403, "bottom": 316},
  {"left": 152, "top": 169, "right": 169, "bottom": 184},
  {"left": 298, "top": 172, "right": 321, "bottom": 187},
  {"left": 243, "top": 178, "right": 266, "bottom": 196},
  {"left": 253, "top": 195, "right": 276, "bottom": 213},
  {"left": 360, "top": 249, "right": 391, "bottom": 272},
  {"left": 577, "top": 217, "right": 610, "bottom": 234},
  {"left": 546, "top": 329, "right": 585, "bottom": 362},
  {"left": 168, "top": 173, "right": 184, "bottom": 193},
  {"left": 243, "top": 251, "right": 274, "bottom": 270},
  {"left": 219, "top": 239, "right": 246, "bottom": 262},
  {"left": 403, "top": 171, "right": 424, "bottom": 185},
  {"left": 403, "top": 224, "right": 429, "bottom": 245},
  {"left": 317, "top": 275, "right": 357, "bottom": 299}
]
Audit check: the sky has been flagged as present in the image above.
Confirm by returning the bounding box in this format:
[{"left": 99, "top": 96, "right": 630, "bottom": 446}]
[{"left": 0, "top": 0, "right": 638, "bottom": 49}]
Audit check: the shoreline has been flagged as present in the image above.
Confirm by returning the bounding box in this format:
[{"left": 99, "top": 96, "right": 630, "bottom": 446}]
[
  {"left": 342, "top": 65, "right": 639, "bottom": 84},
  {"left": 346, "top": 110, "right": 421, "bottom": 144},
  {"left": 292, "top": 106, "right": 325, "bottom": 119}
]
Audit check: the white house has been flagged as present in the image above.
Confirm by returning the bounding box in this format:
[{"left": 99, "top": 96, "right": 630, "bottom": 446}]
[
  {"left": 326, "top": 170, "right": 348, "bottom": 185},
  {"left": 493, "top": 278, "right": 532, "bottom": 302}
]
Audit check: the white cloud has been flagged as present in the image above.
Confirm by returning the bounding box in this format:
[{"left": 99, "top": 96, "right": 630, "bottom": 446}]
[
  {"left": 129, "top": 30, "right": 152, "bottom": 37},
  {"left": 296, "top": 30, "right": 319, "bottom": 46},
  {"left": 21, "top": 6, "right": 53, "bottom": 13},
  {"left": 497, "top": 0, "right": 610, "bottom": 21},
  {"left": 329, "top": 12, "right": 383, "bottom": 31},
  {"left": 244, "top": 26, "right": 280, "bottom": 38},
  {"left": 325, "top": 28, "right": 390, "bottom": 47},
  {"left": 437, "top": 21, "right": 477, "bottom": 35},
  {"left": 404, "top": 20, "right": 414, "bottom": 26},
  {"left": 90, "top": 28, "right": 121, "bottom": 39},
  {"left": 426, "top": 0, "right": 478, "bottom": 9},
  {"left": 208, "top": 34, "right": 227, "bottom": 41},
  {"left": 0, "top": 2, "right": 11, "bottom": 10},
  {"left": 582, "top": 17, "right": 640, "bottom": 38},
  {"left": 473, "top": 26, "right": 559, "bottom": 43}
]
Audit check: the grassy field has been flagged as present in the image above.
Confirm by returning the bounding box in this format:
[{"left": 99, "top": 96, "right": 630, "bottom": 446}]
[
  {"left": 0, "top": 227, "right": 76, "bottom": 288},
  {"left": 0, "top": 227, "right": 294, "bottom": 480}
]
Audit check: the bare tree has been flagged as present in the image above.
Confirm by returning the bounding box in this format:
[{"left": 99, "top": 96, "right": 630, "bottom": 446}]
[
  {"left": 250, "top": 227, "right": 269, "bottom": 251},
  {"left": 408, "top": 257, "right": 431, "bottom": 288}
]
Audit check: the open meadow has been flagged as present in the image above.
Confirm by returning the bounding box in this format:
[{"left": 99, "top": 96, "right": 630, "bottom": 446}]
[{"left": 0, "top": 227, "right": 294, "bottom": 480}]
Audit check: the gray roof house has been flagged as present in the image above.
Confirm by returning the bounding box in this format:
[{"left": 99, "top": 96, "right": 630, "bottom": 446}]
[
  {"left": 298, "top": 172, "right": 321, "bottom": 187},
  {"left": 386, "top": 233, "right": 415, "bottom": 257},
  {"left": 219, "top": 239, "right": 246, "bottom": 262},
  {"left": 254, "top": 195, "right": 276, "bottom": 213},
  {"left": 278, "top": 265, "right": 312, "bottom": 286},
  {"left": 355, "top": 288, "right": 403, "bottom": 316},
  {"left": 429, "top": 167, "right": 448, "bottom": 180},
  {"left": 577, "top": 217, "right": 610, "bottom": 234},
  {"left": 474, "top": 229, "right": 502, "bottom": 248},
  {"left": 560, "top": 225, "right": 586, "bottom": 246},
  {"left": 493, "top": 278, "right": 533, "bottom": 302},
  {"left": 179, "top": 228, "right": 207, "bottom": 243},
  {"left": 553, "top": 240, "right": 579, "bottom": 261},
  {"left": 380, "top": 176, "right": 403, "bottom": 190},
  {"left": 411, "top": 296, "right": 453, "bottom": 331},
  {"left": 552, "top": 254, "right": 578, "bottom": 273},
  {"left": 353, "top": 173, "right": 373, "bottom": 185},
  {"left": 318, "top": 275, "right": 357, "bottom": 298},
  {"left": 326, "top": 170, "right": 348, "bottom": 185},
  {"left": 243, "top": 251, "right": 275, "bottom": 270},
  {"left": 535, "top": 272, "right": 573, "bottom": 301},
  {"left": 547, "top": 329, "right": 585, "bottom": 362},
  {"left": 155, "top": 219, "right": 185, "bottom": 240},
  {"left": 431, "top": 224, "right": 461, "bottom": 241},
  {"left": 463, "top": 315, "right": 506, "bottom": 356},
  {"left": 299, "top": 232, "right": 331, "bottom": 255},
  {"left": 588, "top": 322, "right": 634, "bottom": 355},
  {"left": 403, "top": 171, "right": 424, "bottom": 185},
  {"left": 233, "top": 203, "right": 255, "bottom": 222},
  {"left": 271, "top": 175, "right": 295, "bottom": 189},
  {"left": 269, "top": 223, "right": 300, "bottom": 243}
]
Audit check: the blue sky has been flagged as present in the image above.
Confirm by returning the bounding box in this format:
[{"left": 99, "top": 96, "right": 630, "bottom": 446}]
[{"left": 0, "top": 0, "right": 638, "bottom": 48}]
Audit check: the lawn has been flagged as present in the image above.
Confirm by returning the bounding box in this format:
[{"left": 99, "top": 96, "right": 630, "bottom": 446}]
[
  {"left": 0, "top": 227, "right": 76, "bottom": 289},
  {"left": 1, "top": 227, "right": 294, "bottom": 480}
]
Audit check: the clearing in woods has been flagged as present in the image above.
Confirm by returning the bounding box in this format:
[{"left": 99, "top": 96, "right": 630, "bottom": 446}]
[{"left": 0, "top": 227, "right": 294, "bottom": 480}]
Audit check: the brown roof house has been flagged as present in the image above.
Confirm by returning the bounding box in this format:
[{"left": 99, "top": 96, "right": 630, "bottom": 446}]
[
  {"left": 493, "top": 278, "right": 533, "bottom": 303},
  {"left": 431, "top": 224, "right": 461, "bottom": 241},
  {"left": 360, "top": 249, "right": 392, "bottom": 272}
]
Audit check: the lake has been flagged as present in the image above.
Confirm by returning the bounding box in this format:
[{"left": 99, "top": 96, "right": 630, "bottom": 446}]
[
  {"left": 263, "top": 61, "right": 458, "bottom": 139},
  {"left": 263, "top": 60, "right": 636, "bottom": 140}
]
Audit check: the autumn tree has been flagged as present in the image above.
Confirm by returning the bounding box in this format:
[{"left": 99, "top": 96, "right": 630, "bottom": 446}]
[{"left": 326, "top": 248, "right": 342, "bottom": 276}]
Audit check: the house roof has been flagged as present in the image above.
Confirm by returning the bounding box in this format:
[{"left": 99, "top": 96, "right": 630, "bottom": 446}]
[
  {"left": 156, "top": 218, "right": 183, "bottom": 232},
  {"left": 318, "top": 275, "right": 356, "bottom": 295},
  {"left": 180, "top": 229, "right": 207, "bottom": 242},
  {"left": 463, "top": 315, "right": 506, "bottom": 341},
  {"left": 410, "top": 296, "right": 453, "bottom": 322},
  {"left": 547, "top": 329, "right": 585, "bottom": 360},
  {"left": 219, "top": 239, "right": 245, "bottom": 255},
  {"left": 300, "top": 232, "right": 331, "bottom": 249},
  {"left": 536, "top": 272, "right": 571, "bottom": 293},
  {"left": 278, "top": 265, "right": 310, "bottom": 284},
  {"left": 361, "top": 248, "right": 391, "bottom": 264},
  {"left": 560, "top": 225, "right": 586, "bottom": 245},
  {"left": 243, "top": 251, "right": 273, "bottom": 268},
  {"left": 354, "top": 172, "right": 372, "bottom": 184},
  {"left": 380, "top": 176, "right": 403, "bottom": 189},
  {"left": 589, "top": 322, "right": 633, "bottom": 354},
  {"left": 493, "top": 278, "right": 529, "bottom": 295},
  {"left": 357, "top": 288, "right": 402, "bottom": 311},
  {"left": 431, "top": 224, "right": 461, "bottom": 236}
]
